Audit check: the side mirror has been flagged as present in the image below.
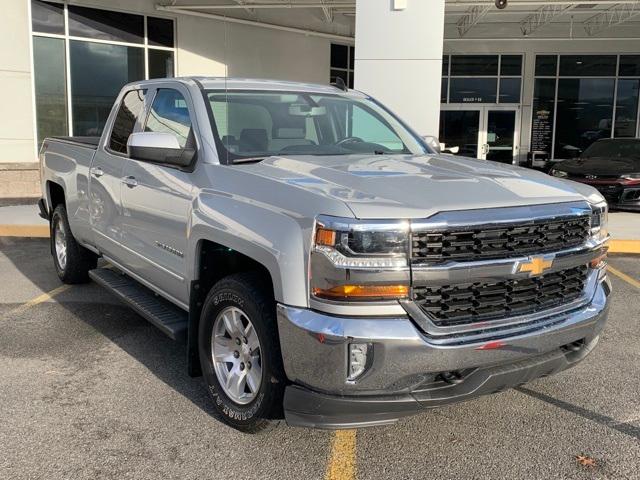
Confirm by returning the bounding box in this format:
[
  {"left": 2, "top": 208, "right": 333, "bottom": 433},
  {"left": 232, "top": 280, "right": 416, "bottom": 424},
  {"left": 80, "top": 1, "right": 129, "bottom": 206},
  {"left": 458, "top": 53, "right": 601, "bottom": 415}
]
[
  {"left": 422, "top": 135, "right": 441, "bottom": 153},
  {"left": 443, "top": 146, "right": 460, "bottom": 154},
  {"left": 127, "top": 132, "right": 196, "bottom": 167}
]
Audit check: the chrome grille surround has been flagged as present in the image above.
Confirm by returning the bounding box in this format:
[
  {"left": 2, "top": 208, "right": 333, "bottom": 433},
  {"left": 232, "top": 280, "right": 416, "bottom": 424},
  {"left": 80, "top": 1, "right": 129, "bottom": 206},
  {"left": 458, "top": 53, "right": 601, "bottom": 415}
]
[{"left": 405, "top": 201, "right": 608, "bottom": 345}]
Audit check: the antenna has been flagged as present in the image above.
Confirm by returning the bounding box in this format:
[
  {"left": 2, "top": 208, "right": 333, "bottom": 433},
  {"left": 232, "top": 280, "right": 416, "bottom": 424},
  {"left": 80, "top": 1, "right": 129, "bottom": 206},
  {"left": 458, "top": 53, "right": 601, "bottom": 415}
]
[{"left": 331, "top": 76, "right": 348, "bottom": 92}]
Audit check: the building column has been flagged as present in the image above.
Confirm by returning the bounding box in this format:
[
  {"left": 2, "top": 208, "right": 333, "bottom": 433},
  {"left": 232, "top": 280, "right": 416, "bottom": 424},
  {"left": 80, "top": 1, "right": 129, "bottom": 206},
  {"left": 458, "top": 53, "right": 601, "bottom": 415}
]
[{"left": 354, "top": 0, "right": 445, "bottom": 138}]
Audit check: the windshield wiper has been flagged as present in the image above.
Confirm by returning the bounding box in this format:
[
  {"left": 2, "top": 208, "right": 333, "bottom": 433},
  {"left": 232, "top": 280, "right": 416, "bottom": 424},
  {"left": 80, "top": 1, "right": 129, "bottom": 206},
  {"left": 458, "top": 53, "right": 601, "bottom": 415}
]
[{"left": 231, "top": 156, "right": 266, "bottom": 164}]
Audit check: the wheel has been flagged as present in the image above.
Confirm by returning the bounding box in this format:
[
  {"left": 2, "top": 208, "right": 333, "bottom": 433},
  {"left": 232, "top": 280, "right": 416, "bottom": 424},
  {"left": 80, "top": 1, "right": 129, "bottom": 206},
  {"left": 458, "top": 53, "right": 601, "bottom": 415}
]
[
  {"left": 51, "top": 204, "right": 97, "bottom": 284},
  {"left": 198, "top": 272, "right": 285, "bottom": 433}
]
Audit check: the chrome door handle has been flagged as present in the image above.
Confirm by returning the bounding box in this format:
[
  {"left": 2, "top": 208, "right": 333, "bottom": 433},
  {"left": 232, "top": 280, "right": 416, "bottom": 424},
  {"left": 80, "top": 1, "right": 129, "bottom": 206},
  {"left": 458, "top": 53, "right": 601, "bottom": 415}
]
[
  {"left": 90, "top": 167, "right": 104, "bottom": 178},
  {"left": 122, "top": 176, "right": 138, "bottom": 188}
]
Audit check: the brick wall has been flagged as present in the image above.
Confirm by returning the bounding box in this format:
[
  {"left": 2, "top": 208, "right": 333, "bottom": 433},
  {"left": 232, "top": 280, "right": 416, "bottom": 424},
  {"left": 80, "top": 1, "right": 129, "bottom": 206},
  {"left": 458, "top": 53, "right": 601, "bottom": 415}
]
[{"left": 0, "top": 163, "right": 41, "bottom": 199}]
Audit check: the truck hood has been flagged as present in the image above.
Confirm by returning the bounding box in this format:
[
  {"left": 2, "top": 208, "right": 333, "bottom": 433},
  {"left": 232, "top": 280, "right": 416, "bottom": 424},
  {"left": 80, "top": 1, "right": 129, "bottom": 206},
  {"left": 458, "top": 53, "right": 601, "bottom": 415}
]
[{"left": 240, "top": 154, "right": 595, "bottom": 219}]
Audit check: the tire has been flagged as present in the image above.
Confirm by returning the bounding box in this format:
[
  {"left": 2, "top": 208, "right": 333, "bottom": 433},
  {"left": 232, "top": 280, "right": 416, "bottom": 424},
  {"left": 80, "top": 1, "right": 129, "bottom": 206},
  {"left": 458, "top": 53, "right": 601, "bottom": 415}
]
[
  {"left": 198, "top": 272, "right": 285, "bottom": 433},
  {"left": 51, "top": 205, "right": 97, "bottom": 284}
]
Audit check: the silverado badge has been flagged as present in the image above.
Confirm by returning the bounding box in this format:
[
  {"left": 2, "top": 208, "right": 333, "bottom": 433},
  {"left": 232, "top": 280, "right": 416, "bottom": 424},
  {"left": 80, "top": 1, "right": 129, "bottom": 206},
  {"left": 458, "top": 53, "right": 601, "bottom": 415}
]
[{"left": 517, "top": 256, "right": 554, "bottom": 277}]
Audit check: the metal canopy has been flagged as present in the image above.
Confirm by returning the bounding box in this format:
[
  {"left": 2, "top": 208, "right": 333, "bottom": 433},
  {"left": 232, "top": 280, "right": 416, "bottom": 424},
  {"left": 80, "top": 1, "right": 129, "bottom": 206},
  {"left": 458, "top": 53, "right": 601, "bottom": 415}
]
[{"left": 157, "top": 0, "right": 640, "bottom": 40}]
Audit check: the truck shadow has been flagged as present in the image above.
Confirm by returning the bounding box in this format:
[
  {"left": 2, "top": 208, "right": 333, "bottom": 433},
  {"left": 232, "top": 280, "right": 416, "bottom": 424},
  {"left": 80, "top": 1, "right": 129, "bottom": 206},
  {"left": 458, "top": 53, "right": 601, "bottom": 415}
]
[{"left": 0, "top": 237, "right": 216, "bottom": 417}]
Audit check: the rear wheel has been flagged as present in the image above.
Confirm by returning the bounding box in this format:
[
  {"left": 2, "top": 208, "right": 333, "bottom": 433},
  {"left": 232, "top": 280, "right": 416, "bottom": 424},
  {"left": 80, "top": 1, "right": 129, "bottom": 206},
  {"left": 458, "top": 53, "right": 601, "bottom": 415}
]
[
  {"left": 199, "top": 272, "right": 285, "bottom": 433},
  {"left": 51, "top": 205, "right": 97, "bottom": 284}
]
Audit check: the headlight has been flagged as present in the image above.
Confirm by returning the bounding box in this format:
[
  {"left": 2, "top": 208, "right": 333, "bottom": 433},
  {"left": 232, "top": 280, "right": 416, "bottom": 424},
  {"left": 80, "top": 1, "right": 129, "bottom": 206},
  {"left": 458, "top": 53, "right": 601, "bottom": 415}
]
[
  {"left": 590, "top": 201, "right": 608, "bottom": 243},
  {"left": 311, "top": 216, "right": 410, "bottom": 302},
  {"left": 620, "top": 173, "right": 640, "bottom": 181},
  {"left": 550, "top": 169, "right": 568, "bottom": 178}
]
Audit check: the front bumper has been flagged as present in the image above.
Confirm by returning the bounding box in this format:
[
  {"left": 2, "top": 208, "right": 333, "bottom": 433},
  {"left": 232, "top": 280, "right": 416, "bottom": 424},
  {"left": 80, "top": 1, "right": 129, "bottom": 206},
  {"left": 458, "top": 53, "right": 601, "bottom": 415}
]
[{"left": 277, "top": 275, "right": 611, "bottom": 429}]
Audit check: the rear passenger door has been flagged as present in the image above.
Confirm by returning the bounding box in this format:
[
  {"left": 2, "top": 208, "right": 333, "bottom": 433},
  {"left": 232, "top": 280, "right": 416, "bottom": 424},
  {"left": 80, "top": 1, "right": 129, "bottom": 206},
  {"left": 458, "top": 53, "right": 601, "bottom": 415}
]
[
  {"left": 90, "top": 88, "right": 146, "bottom": 262},
  {"left": 119, "top": 87, "right": 196, "bottom": 307}
]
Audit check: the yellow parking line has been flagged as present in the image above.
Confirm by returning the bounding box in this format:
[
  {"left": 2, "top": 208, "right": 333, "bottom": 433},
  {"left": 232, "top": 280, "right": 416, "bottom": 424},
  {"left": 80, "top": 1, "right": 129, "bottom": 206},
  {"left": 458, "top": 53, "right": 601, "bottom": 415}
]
[
  {"left": 608, "top": 266, "right": 640, "bottom": 289},
  {"left": 0, "top": 224, "right": 49, "bottom": 238},
  {"left": 8, "top": 284, "right": 71, "bottom": 315},
  {"left": 326, "top": 430, "right": 357, "bottom": 480}
]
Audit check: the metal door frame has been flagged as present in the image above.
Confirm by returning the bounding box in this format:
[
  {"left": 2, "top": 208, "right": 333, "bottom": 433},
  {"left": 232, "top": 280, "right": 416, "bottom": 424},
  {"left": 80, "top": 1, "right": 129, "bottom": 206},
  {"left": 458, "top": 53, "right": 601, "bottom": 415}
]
[{"left": 440, "top": 105, "right": 520, "bottom": 163}]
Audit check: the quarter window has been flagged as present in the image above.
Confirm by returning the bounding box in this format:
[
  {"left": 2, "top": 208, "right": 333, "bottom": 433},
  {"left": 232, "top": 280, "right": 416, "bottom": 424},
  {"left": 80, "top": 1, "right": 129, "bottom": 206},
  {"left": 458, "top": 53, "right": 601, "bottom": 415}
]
[
  {"left": 109, "top": 89, "right": 146, "bottom": 154},
  {"left": 145, "top": 89, "right": 193, "bottom": 148}
]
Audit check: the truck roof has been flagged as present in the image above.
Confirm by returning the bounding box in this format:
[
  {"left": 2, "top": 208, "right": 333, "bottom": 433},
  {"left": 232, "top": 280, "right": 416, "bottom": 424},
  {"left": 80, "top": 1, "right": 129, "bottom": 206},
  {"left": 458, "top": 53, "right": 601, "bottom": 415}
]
[{"left": 128, "top": 76, "right": 365, "bottom": 96}]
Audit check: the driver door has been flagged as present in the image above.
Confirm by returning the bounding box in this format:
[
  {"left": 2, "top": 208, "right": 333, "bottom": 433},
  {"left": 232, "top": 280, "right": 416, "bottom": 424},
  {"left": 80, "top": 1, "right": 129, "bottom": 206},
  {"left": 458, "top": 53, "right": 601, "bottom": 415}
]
[{"left": 119, "top": 86, "right": 196, "bottom": 306}]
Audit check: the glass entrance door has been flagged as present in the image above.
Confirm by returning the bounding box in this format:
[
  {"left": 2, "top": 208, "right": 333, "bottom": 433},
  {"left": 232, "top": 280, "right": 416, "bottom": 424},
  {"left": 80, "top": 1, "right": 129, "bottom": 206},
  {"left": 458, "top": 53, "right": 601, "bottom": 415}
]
[
  {"left": 484, "top": 109, "right": 517, "bottom": 164},
  {"left": 439, "top": 110, "right": 481, "bottom": 158},
  {"left": 439, "top": 106, "right": 519, "bottom": 163}
]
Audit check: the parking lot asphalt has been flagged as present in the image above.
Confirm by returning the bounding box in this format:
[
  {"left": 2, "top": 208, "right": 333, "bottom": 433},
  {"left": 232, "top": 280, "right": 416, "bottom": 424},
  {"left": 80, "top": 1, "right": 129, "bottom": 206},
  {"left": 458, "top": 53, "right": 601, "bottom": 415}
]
[{"left": 0, "top": 238, "right": 639, "bottom": 480}]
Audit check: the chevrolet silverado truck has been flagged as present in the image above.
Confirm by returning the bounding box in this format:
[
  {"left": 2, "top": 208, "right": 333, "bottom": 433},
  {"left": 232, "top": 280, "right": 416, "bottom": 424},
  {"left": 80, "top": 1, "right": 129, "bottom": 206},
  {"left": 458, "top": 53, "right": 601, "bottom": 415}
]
[{"left": 39, "top": 77, "right": 611, "bottom": 433}]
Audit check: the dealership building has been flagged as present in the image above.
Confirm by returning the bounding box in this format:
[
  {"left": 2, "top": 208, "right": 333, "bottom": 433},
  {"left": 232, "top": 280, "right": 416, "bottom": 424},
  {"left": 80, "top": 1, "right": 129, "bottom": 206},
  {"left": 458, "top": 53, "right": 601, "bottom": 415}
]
[{"left": 1, "top": 0, "right": 639, "bottom": 198}]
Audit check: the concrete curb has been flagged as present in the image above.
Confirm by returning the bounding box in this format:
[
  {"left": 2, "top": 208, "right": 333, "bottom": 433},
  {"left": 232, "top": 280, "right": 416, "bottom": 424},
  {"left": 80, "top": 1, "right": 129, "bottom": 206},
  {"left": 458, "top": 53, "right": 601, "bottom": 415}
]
[
  {"left": 0, "top": 225, "right": 49, "bottom": 238},
  {"left": 1, "top": 225, "right": 640, "bottom": 256}
]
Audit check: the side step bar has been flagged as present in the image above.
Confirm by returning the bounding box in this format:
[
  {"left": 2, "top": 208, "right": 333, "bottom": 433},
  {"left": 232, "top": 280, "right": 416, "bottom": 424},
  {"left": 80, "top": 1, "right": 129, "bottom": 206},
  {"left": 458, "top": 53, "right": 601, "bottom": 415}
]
[{"left": 89, "top": 267, "right": 188, "bottom": 342}]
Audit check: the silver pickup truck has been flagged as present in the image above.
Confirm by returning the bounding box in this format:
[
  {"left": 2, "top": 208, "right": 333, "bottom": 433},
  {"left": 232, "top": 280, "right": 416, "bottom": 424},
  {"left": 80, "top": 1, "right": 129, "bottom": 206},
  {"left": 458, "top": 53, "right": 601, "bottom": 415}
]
[{"left": 39, "top": 77, "right": 611, "bottom": 432}]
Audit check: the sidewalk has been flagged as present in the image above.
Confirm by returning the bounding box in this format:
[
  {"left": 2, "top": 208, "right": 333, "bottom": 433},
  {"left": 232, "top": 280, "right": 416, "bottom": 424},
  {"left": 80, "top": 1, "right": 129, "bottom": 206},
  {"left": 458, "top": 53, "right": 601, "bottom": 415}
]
[
  {"left": 0, "top": 204, "right": 638, "bottom": 253},
  {"left": 0, "top": 204, "right": 48, "bottom": 237}
]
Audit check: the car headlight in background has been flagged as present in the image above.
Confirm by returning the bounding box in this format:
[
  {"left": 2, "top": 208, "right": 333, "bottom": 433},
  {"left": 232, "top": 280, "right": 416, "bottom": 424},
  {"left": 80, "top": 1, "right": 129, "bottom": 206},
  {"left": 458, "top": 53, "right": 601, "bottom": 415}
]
[
  {"left": 550, "top": 169, "right": 568, "bottom": 178},
  {"left": 620, "top": 173, "right": 640, "bottom": 182},
  {"left": 311, "top": 216, "right": 410, "bottom": 302}
]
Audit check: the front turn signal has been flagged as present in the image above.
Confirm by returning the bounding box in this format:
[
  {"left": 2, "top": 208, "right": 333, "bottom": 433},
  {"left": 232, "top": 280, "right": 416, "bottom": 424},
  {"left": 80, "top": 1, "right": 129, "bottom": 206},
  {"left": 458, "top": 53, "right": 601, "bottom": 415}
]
[{"left": 312, "top": 284, "right": 409, "bottom": 301}]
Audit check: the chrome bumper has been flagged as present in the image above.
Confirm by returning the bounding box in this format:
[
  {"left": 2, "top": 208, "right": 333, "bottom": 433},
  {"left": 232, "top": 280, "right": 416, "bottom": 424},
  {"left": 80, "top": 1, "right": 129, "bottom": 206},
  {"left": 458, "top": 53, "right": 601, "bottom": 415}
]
[{"left": 277, "top": 273, "right": 610, "bottom": 412}]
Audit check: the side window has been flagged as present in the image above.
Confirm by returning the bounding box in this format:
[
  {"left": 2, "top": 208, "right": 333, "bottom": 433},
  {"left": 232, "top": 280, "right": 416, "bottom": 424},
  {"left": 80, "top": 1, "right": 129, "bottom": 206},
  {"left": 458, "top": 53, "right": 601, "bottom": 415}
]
[
  {"left": 109, "top": 89, "right": 146, "bottom": 153},
  {"left": 145, "top": 88, "right": 192, "bottom": 148}
]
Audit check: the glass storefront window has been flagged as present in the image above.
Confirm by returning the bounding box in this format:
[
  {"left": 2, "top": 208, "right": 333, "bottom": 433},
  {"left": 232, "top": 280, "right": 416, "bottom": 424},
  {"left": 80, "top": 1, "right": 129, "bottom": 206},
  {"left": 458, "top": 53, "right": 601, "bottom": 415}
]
[
  {"left": 149, "top": 50, "right": 175, "bottom": 79},
  {"left": 535, "top": 55, "right": 557, "bottom": 76},
  {"left": 532, "top": 54, "right": 640, "bottom": 159},
  {"left": 443, "top": 55, "right": 521, "bottom": 104},
  {"left": 330, "top": 43, "right": 355, "bottom": 89},
  {"left": 31, "top": 0, "right": 64, "bottom": 35},
  {"left": 68, "top": 5, "right": 144, "bottom": 44},
  {"left": 499, "top": 78, "right": 521, "bottom": 103},
  {"left": 559, "top": 55, "right": 617, "bottom": 77},
  {"left": 33, "top": 36, "right": 67, "bottom": 146},
  {"left": 614, "top": 79, "right": 640, "bottom": 138},
  {"left": 449, "top": 78, "right": 497, "bottom": 103},
  {"left": 147, "top": 17, "right": 175, "bottom": 48},
  {"left": 32, "top": 4, "right": 176, "bottom": 138},
  {"left": 451, "top": 55, "right": 499, "bottom": 76},
  {"left": 500, "top": 56, "right": 522, "bottom": 76},
  {"left": 70, "top": 41, "right": 145, "bottom": 136},
  {"left": 554, "top": 78, "right": 615, "bottom": 159},
  {"left": 619, "top": 56, "right": 640, "bottom": 77}
]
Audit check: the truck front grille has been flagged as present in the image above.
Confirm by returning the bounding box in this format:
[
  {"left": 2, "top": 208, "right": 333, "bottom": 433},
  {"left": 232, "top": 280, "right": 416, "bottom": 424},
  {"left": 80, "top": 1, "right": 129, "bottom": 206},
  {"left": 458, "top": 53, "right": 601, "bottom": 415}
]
[
  {"left": 412, "top": 265, "right": 589, "bottom": 327},
  {"left": 411, "top": 217, "right": 590, "bottom": 264}
]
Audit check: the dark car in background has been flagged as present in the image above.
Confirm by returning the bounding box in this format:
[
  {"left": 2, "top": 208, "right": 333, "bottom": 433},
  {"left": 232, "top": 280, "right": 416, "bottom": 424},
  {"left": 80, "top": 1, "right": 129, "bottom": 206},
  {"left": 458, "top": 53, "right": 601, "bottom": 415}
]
[{"left": 549, "top": 139, "right": 640, "bottom": 211}]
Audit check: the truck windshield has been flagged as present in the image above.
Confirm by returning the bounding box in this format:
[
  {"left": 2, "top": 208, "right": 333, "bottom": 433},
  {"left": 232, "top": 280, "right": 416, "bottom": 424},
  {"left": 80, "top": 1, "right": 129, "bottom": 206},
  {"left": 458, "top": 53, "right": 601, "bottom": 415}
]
[{"left": 204, "top": 90, "right": 431, "bottom": 162}]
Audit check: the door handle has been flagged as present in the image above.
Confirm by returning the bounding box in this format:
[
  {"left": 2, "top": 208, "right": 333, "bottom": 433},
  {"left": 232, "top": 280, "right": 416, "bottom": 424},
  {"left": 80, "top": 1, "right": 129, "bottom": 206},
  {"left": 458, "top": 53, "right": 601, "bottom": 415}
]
[
  {"left": 90, "top": 167, "right": 104, "bottom": 178},
  {"left": 122, "top": 176, "right": 138, "bottom": 188}
]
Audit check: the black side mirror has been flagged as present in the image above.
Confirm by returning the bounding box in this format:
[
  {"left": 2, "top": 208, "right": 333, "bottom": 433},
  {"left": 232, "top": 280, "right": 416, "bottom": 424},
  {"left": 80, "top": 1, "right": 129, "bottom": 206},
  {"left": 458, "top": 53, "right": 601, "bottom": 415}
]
[{"left": 127, "top": 132, "right": 195, "bottom": 167}]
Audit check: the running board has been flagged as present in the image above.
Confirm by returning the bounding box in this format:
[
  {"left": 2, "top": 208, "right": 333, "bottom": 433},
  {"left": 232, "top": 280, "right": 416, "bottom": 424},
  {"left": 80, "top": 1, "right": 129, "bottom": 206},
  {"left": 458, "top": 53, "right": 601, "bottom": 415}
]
[{"left": 89, "top": 268, "right": 188, "bottom": 342}]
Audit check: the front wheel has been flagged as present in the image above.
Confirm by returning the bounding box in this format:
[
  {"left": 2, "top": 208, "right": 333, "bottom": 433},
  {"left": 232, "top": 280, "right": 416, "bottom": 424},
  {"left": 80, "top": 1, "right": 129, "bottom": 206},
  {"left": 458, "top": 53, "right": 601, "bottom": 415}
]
[{"left": 198, "top": 272, "right": 285, "bottom": 433}]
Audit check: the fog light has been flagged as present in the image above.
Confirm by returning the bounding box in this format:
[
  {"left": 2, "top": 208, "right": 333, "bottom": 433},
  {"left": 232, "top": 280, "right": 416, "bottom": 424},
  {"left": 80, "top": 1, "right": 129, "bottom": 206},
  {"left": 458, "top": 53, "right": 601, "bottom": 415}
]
[{"left": 348, "top": 343, "right": 370, "bottom": 381}]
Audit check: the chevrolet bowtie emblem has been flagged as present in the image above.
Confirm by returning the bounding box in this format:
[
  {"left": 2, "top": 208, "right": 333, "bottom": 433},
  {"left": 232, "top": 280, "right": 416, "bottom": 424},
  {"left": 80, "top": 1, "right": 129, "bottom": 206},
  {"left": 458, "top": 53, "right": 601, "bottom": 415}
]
[{"left": 517, "top": 256, "right": 553, "bottom": 277}]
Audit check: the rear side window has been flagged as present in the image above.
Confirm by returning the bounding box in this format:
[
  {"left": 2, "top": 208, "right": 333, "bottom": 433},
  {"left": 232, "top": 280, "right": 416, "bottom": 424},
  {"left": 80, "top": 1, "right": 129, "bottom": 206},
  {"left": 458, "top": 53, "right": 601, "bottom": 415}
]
[
  {"left": 145, "top": 89, "right": 192, "bottom": 148},
  {"left": 109, "top": 89, "right": 146, "bottom": 153}
]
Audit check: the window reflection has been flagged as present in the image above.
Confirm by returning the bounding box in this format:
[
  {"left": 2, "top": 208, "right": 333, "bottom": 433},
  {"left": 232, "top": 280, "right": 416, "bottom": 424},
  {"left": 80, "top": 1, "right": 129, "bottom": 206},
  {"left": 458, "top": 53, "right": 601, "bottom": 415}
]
[
  {"left": 554, "top": 78, "right": 614, "bottom": 159},
  {"left": 33, "top": 36, "right": 67, "bottom": 146},
  {"left": 615, "top": 79, "right": 640, "bottom": 138},
  {"left": 70, "top": 41, "right": 144, "bottom": 136},
  {"left": 31, "top": 0, "right": 64, "bottom": 35},
  {"left": 149, "top": 50, "right": 175, "bottom": 79}
]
